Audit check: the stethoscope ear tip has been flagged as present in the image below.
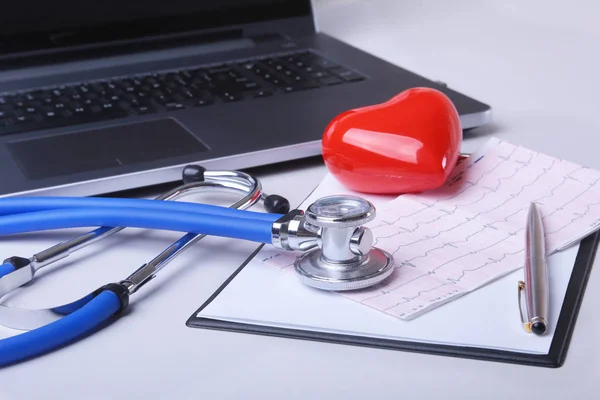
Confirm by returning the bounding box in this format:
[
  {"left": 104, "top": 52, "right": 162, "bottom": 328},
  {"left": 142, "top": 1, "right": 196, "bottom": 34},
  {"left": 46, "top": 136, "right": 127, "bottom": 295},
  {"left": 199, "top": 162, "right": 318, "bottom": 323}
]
[
  {"left": 182, "top": 165, "right": 207, "bottom": 184},
  {"left": 264, "top": 195, "right": 290, "bottom": 214}
]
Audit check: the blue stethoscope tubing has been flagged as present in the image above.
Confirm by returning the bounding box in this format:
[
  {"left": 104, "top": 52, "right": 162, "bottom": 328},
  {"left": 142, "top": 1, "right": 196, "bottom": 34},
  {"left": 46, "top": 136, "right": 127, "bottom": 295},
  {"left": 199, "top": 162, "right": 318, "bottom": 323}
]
[
  {"left": 0, "top": 284, "right": 122, "bottom": 367},
  {"left": 0, "top": 196, "right": 281, "bottom": 221},
  {"left": 0, "top": 197, "right": 283, "bottom": 241},
  {"left": 0, "top": 196, "right": 285, "bottom": 367}
]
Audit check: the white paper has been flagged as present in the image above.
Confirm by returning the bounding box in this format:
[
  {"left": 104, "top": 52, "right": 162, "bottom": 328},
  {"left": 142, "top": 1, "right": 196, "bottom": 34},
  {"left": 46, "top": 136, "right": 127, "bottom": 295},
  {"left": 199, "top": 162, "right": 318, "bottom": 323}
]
[{"left": 264, "top": 137, "right": 600, "bottom": 320}]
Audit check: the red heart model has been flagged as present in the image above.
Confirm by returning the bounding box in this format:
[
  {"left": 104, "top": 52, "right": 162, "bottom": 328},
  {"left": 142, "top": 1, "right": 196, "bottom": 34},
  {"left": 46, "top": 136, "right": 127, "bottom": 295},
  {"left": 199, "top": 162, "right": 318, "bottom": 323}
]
[{"left": 321, "top": 87, "right": 462, "bottom": 194}]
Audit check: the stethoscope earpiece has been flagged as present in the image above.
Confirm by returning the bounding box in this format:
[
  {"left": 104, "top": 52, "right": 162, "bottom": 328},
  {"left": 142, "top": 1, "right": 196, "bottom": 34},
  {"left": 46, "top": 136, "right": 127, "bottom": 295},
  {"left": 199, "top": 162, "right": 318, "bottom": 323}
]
[
  {"left": 263, "top": 195, "right": 290, "bottom": 214},
  {"left": 182, "top": 164, "right": 206, "bottom": 184}
]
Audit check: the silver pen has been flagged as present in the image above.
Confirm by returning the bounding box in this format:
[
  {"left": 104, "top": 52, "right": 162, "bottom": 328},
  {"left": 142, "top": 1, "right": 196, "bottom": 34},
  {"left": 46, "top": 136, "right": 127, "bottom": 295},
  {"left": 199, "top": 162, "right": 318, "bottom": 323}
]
[{"left": 518, "top": 202, "right": 549, "bottom": 335}]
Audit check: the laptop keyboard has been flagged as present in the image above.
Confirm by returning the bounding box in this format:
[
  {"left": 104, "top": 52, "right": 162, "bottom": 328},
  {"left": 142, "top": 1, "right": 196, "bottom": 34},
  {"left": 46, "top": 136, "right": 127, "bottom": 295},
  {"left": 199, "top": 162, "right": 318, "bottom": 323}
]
[{"left": 0, "top": 51, "right": 365, "bottom": 137}]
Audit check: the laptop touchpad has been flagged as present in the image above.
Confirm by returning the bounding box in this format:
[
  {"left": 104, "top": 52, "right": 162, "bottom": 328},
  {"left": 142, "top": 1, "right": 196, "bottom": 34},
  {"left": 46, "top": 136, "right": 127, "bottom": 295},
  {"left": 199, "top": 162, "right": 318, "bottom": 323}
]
[{"left": 7, "top": 118, "right": 208, "bottom": 180}]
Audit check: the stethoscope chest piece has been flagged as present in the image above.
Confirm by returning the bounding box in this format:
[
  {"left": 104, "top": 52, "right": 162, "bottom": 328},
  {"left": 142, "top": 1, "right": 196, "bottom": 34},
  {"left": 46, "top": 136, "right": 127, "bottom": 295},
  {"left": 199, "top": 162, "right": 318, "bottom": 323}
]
[{"left": 293, "top": 195, "right": 394, "bottom": 291}]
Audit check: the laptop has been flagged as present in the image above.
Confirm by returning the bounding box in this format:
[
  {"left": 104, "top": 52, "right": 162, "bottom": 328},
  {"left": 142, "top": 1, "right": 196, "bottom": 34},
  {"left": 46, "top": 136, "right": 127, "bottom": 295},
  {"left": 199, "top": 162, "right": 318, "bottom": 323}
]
[{"left": 0, "top": 0, "right": 492, "bottom": 197}]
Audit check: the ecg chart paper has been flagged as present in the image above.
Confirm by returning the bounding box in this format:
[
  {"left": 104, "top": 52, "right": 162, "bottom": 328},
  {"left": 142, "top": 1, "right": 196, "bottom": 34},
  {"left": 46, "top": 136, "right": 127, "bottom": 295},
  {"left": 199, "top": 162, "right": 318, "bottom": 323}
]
[{"left": 263, "top": 137, "right": 600, "bottom": 320}]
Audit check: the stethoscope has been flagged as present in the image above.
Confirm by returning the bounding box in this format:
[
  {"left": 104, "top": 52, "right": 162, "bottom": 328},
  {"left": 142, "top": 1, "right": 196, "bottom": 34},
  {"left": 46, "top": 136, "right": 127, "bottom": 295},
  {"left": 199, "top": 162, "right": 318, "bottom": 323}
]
[{"left": 0, "top": 164, "right": 393, "bottom": 366}]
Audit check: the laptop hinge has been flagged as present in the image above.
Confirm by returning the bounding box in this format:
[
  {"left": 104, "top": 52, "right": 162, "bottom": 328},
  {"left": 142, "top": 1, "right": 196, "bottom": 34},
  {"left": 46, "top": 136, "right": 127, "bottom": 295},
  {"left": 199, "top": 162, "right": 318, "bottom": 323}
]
[
  {"left": 0, "top": 28, "right": 246, "bottom": 71},
  {"left": 249, "top": 33, "right": 287, "bottom": 44}
]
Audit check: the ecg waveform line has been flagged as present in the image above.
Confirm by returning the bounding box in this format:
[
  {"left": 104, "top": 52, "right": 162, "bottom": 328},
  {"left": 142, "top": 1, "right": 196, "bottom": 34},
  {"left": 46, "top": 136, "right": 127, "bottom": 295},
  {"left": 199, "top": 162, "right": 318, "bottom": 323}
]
[{"left": 263, "top": 138, "right": 600, "bottom": 320}]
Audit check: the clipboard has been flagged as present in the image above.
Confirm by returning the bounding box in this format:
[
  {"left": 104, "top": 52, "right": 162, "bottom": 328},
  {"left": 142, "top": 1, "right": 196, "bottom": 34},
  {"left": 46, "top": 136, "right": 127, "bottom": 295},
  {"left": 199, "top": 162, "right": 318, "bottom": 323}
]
[
  {"left": 187, "top": 230, "right": 598, "bottom": 368},
  {"left": 187, "top": 165, "right": 600, "bottom": 369}
]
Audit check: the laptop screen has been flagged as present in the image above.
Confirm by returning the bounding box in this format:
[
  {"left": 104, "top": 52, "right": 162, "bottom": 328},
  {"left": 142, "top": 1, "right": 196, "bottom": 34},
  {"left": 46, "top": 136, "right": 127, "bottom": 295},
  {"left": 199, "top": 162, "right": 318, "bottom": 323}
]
[{"left": 0, "top": 0, "right": 311, "bottom": 57}]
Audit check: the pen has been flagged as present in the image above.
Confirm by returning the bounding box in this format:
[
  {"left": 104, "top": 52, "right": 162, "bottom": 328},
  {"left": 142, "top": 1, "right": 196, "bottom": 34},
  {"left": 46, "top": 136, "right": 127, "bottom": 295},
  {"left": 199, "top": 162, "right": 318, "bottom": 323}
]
[{"left": 518, "top": 202, "right": 549, "bottom": 335}]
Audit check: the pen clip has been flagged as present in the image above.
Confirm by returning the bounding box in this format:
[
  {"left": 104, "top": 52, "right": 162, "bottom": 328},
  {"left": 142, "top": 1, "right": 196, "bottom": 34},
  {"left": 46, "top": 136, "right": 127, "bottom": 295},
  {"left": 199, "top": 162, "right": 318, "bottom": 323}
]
[{"left": 518, "top": 281, "right": 532, "bottom": 333}]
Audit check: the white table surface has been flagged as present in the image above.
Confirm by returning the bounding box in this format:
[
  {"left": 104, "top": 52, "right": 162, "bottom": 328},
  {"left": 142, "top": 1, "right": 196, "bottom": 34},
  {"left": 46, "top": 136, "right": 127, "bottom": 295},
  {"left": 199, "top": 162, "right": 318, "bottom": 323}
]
[{"left": 1, "top": 0, "right": 600, "bottom": 398}]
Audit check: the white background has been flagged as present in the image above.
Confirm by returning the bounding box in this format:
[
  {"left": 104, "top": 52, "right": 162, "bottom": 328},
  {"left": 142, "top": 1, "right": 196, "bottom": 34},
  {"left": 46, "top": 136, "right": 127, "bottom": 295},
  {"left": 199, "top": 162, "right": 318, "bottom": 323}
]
[{"left": 1, "top": 0, "right": 599, "bottom": 398}]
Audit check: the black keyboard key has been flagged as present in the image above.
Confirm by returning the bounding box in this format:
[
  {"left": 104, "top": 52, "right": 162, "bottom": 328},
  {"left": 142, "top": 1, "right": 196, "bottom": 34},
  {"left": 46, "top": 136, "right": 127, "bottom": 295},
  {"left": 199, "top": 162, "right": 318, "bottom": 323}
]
[
  {"left": 191, "top": 98, "right": 213, "bottom": 107},
  {"left": 179, "top": 70, "right": 193, "bottom": 80},
  {"left": 207, "top": 65, "right": 230, "bottom": 73},
  {"left": 90, "top": 82, "right": 106, "bottom": 93},
  {"left": 118, "top": 78, "right": 134, "bottom": 87},
  {"left": 84, "top": 92, "right": 98, "bottom": 101},
  {"left": 71, "top": 106, "right": 92, "bottom": 115},
  {"left": 163, "top": 81, "right": 181, "bottom": 91},
  {"left": 63, "top": 86, "right": 78, "bottom": 96},
  {"left": 128, "top": 98, "right": 141, "bottom": 107},
  {"left": 164, "top": 102, "right": 185, "bottom": 110},
  {"left": 207, "top": 71, "right": 230, "bottom": 82},
  {"left": 13, "top": 115, "right": 36, "bottom": 124},
  {"left": 282, "top": 69, "right": 295, "bottom": 78},
  {"left": 280, "top": 55, "right": 299, "bottom": 64},
  {"left": 254, "top": 61, "right": 277, "bottom": 73},
  {"left": 179, "top": 89, "right": 196, "bottom": 100},
  {"left": 282, "top": 80, "right": 320, "bottom": 92},
  {"left": 42, "top": 109, "right": 58, "bottom": 119},
  {"left": 123, "top": 93, "right": 142, "bottom": 104},
  {"left": 162, "top": 72, "right": 180, "bottom": 82},
  {"left": 240, "top": 82, "right": 261, "bottom": 91},
  {"left": 309, "top": 71, "right": 330, "bottom": 79},
  {"left": 142, "top": 76, "right": 159, "bottom": 87},
  {"left": 220, "top": 93, "right": 242, "bottom": 102},
  {"left": 191, "top": 80, "right": 212, "bottom": 91},
  {"left": 251, "top": 90, "right": 273, "bottom": 98},
  {"left": 319, "top": 76, "right": 344, "bottom": 86},
  {"left": 83, "top": 98, "right": 98, "bottom": 107},
  {"left": 227, "top": 69, "right": 245, "bottom": 80},
  {"left": 267, "top": 77, "right": 284, "bottom": 87},
  {"left": 133, "top": 105, "right": 156, "bottom": 114},
  {"left": 343, "top": 72, "right": 365, "bottom": 82},
  {"left": 174, "top": 77, "right": 189, "bottom": 87},
  {"left": 154, "top": 94, "right": 176, "bottom": 105},
  {"left": 328, "top": 67, "right": 365, "bottom": 82},
  {"left": 313, "top": 58, "right": 338, "bottom": 69},
  {"left": 207, "top": 72, "right": 242, "bottom": 92}
]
